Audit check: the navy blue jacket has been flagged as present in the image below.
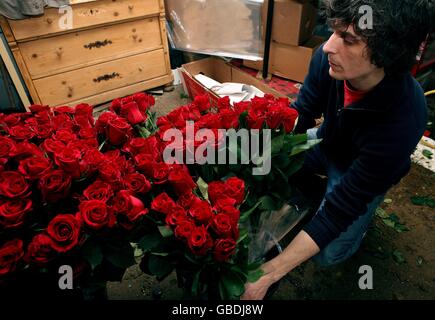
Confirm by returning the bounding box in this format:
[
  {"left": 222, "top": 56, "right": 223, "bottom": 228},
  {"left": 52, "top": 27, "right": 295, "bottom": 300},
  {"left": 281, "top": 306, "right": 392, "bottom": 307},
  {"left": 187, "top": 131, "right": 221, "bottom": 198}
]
[{"left": 291, "top": 45, "right": 427, "bottom": 249}]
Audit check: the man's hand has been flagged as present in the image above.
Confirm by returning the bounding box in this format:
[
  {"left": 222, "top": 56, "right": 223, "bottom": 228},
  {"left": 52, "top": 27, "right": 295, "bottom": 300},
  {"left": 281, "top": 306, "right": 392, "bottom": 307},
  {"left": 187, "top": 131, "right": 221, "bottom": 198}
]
[{"left": 240, "top": 272, "right": 275, "bottom": 300}]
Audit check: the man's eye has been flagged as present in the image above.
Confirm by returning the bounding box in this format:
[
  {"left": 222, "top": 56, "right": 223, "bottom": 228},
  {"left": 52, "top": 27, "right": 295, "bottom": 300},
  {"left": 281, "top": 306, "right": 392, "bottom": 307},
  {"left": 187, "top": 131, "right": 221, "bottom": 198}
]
[{"left": 343, "top": 38, "right": 355, "bottom": 45}]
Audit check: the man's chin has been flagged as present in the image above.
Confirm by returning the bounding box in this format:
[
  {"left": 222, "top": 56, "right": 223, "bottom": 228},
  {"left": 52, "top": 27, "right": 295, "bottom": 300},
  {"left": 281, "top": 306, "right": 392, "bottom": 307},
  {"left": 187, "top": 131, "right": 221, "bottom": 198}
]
[{"left": 329, "top": 68, "right": 346, "bottom": 80}]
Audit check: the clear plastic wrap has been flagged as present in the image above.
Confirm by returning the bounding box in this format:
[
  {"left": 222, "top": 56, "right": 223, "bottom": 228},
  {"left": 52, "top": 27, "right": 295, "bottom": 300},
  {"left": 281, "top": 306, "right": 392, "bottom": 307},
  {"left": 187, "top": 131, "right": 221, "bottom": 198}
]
[
  {"left": 244, "top": 201, "right": 310, "bottom": 264},
  {"left": 165, "top": 0, "right": 264, "bottom": 60}
]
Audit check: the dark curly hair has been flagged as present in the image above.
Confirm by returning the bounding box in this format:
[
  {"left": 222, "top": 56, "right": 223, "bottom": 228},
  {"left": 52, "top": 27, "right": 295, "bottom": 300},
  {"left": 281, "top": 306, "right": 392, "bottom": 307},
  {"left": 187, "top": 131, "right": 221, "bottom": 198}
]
[{"left": 320, "top": 0, "right": 435, "bottom": 76}]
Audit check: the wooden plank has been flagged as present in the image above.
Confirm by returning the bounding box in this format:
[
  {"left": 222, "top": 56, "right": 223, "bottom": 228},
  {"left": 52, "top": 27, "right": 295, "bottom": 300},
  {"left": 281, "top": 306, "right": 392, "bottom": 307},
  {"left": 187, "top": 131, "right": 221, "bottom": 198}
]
[
  {"left": 34, "top": 49, "right": 168, "bottom": 106},
  {"left": 159, "top": 14, "right": 172, "bottom": 77},
  {"left": 0, "top": 16, "right": 15, "bottom": 43},
  {"left": 19, "top": 18, "right": 162, "bottom": 79},
  {"left": 0, "top": 39, "right": 32, "bottom": 110},
  {"left": 66, "top": 74, "right": 173, "bottom": 107},
  {"left": 8, "top": 0, "right": 160, "bottom": 41}
]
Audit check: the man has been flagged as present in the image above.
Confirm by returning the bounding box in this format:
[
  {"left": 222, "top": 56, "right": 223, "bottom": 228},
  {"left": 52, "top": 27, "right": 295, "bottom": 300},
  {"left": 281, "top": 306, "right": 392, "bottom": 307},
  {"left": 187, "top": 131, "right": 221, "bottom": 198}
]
[{"left": 241, "top": 0, "right": 434, "bottom": 300}]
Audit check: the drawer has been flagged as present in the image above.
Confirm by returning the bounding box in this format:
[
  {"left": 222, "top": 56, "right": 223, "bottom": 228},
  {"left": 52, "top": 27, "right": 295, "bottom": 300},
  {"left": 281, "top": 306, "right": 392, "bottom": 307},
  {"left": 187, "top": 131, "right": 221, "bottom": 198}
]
[
  {"left": 19, "top": 18, "right": 162, "bottom": 79},
  {"left": 8, "top": 0, "right": 160, "bottom": 41},
  {"left": 33, "top": 49, "right": 167, "bottom": 106}
]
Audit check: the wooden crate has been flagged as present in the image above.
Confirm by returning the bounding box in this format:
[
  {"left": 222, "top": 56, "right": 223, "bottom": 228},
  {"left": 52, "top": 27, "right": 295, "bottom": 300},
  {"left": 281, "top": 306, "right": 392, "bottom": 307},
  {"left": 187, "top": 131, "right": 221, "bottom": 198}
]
[{"left": 0, "top": 0, "right": 173, "bottom": 109}]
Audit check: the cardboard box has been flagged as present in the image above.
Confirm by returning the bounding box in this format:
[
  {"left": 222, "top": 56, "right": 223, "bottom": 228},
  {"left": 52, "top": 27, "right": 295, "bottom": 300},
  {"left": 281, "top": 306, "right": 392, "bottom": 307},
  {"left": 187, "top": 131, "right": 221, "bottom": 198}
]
[
  {"left": 263, "top": 0, "right": 318, "bottom": 46},
  {"left": 243, "top": 36, "right": 324, "bottom": 83},
  {"left": 180, "top": 57, "right": 287, "bottom": 105}
]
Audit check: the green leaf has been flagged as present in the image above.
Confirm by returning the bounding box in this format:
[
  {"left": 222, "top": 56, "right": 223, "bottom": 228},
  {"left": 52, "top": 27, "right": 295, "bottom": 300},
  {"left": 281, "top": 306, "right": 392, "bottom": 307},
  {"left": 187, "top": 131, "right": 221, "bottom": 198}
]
[
  {"left": 239, "top": 200, "right": 262, "bottom": 223},
  {"left": 148, "top": 254, "right": 174, "bottom": 279},
  {"left": 416, "top": 256, "right": 424, "bottom": 266},
  {"left": 197, "top": 177, "right": 209, "bottom": 200},
  {"left": 138, "top": 233, "right": 163, "bottom": 252},
  {"left": 271, "top": 134, "right": 285, "bottom": 155},
  {"left": 289, "top": 139, "right": 322, "bottom": 157},
  {"left": 191, "top": 269, "right": 202, "bottom": 297},
  {"left": 389, "top": 213, "right": 400, "bottom": 224},
  {"left": 104, "top": 242, "right": 136, "bottom": 269},
  {"left": 238, "top": 111, "right": 249, "bottom": 129},
  {"left": 411, "top": 196, "right": 435, "bottom": 208},
  {"left": 382, "top": 218, "right": 396, "bottom": 228},
  {"left": 422, "top": 149, "right": 433, "bottom": 159},
  {"left": 392, "top": 250, "right": 406, "bottom": 264},
  {"left": 220, "top": 271, "right": 245, "bottom": 299},
  {"left": 82, "top": 240, "right": 103, "bottom": 270},
  {"left": 394, "top": 223, "right": 410, "bottom": 233},
  {"left": 158, "top": 225, "right": 174, "bottom": 238},
  {"left": 375, "top": 207, "right": 389, "bottom": 219},
  {"left": 283, "top": 133, "right": 308, "bottom": 149},
  {"left": 237, "top": 228, "right": 249, "bottom": 244},
  {"left": 247, "top": 268, "right": 264, "bottom": 283}
]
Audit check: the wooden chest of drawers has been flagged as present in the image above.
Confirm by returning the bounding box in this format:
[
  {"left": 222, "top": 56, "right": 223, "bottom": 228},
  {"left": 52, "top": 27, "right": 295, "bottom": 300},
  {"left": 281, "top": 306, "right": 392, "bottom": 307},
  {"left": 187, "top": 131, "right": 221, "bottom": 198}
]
[{"left": 0, "top": 0, "right": 173, "bottom": 109}]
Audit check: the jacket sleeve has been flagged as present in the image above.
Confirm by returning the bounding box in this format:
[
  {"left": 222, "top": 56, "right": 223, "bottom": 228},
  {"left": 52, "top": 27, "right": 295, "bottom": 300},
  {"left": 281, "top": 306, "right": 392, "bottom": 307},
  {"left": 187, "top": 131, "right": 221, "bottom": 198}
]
[
  {"left": 291, "top": 44, "right": 328, "bottom": 134},
  {"left": 302, "top": 119, "right": 425, "bottom": 249}
]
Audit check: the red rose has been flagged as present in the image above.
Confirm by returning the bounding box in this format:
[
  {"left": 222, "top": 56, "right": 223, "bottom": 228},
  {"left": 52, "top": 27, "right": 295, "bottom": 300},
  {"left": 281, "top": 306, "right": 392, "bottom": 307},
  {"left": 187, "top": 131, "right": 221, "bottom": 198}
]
[
  {"left": 82, "top": 149, "right": 105, "bottom": 172},
  {"left": 75, "top": 103, "right": 93, "bottom": 118},
  {"left": 247, "top": 109, "right": 265, "bottom": 130},
  {"left": 0, "top": 137, "right": 16, "bottom": 158},
  {"left": 110, "top": 98, "right": 122, "bottom": 114},
  {"left": 133, "top": 92, "right": 155, "bottom": 112},
  {"left": 0, "top": 171, "right": 30, "bottom": 198},
  {"left": 177, "top": 191, "right": 196, "bottom": 209},
  {"left": 281, "top": 107, "right": 299, "bottom": 133},
  {"left": 79, "top": 200, "right": 115, "bottom": 230},
  {"left": 41, "top": 138, "right": 65, "bottom": 155},
  {"left": 107, "top": 117, "right": 131, "bottom": 146},
  {"left": 265, "top": 105, "right": 283, "bottom": 129},
  {"left": 83, "top": 180, "right": 114, "bottom": 201},
  {"left": 217, "top": 96, "right": 231, "bottom": 110},
  {"left": 54, "top": 146, "right": 83, "bottom": 179},
  {"left": 188, "top": 226, "right": 213, "bottom": 256},
  {"left": 165, "top": 204, "right": 188, "bottom": 226},
  {"left": 34, "top": 124, "right": 53, "bottom": 139},
  {"left": 214, "top": 202, "right": 240, "bottom": 224},
  {"left": 54, "top": 106, "right": 75, "bottom": 115},
  {"left": 211, "top": 213, "right": 233, "bottom": 237},
  {"left": 3, "top": 114, "right": 21, "bottom": 127},
  {"left": 188, "top": 199, "right": 212, "bottom": 224},
  {"left": 208, "top": 181, "right": 227, "bottom": 205},
  {"left": 0, "top": 239, "right": 24, "bottom": 276},
  {"left": 225, "top": 177, "right": 245, "bottom": 205},
  {"left": 124, "top": 173, "right": 152, "bottom": 194},
  {"left": 24, "top": 234, "right": 56, "bottom": 265},
  {"left": 52, "top": 129, "right": 77, "bottom": 144},
  {"left": 173, "top": 220, "right": 195, "bottom": 241},
  {"left": 98, "top": 164, "right": 122, "bottom": 185},
  {"left": 18, "top": 156, "right": 52, "bottom": 180},
  {"left": 120, "top": 101, "right": 146, "bottom": 126},
  {"left": 193, "top": 95, "right": 211, "bottom": 112},
  {"left": 39, "top": 170, "right": 72, "bottom": 203},
  {"left": 123, "top": 137, "right": 146, "bottom": 155},
  {"left": 0, "top": 198, "right": 32, "bottom": 228},
  {"left": 134, "top": 154, "right": 155, "bottom": 177},
  {"left": 113, "top": 190, "right": 148, "bottom": 222},
  {"left": 214, "top": 238, "right": 237, "bottom": 262},
  {"left": 78, "top": 127, "right": 97, "bottom": 140},
  {"left": 47, "top": 214, "right": 81, "bottom": 253},
  {"left": 218, "top": 109, "right": 239, "bottom": 129},
  {"left": 29, "top": 104, "right": 50, "bottom": 113},
  {"left": 168, "top": 166, "right": 196, "bottom": 195},
  {"left": 96, "top": 111, "right": 117, "bottom": 134},
  {"left": 8, "top": 125, "right": 35, "bottom": 140},
  {"left": 151, "top": 162, "right": 170, "bottom": 184},
  {"left": 151, "top": 192, "right": 176, "bottom": 214}
]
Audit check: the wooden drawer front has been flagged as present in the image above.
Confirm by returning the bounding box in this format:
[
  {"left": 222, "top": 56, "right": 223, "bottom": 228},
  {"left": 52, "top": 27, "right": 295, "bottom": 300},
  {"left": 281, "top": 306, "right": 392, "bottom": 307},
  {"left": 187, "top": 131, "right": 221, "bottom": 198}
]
[
  {"left": 20, "top": 18, "right": 162, "bottom": 79},
  {"left": 34, "top": 49, "right": 167, "bottom": 106},
  {"left": 9, "top": 0, "right": 160, "bottom": 41}
]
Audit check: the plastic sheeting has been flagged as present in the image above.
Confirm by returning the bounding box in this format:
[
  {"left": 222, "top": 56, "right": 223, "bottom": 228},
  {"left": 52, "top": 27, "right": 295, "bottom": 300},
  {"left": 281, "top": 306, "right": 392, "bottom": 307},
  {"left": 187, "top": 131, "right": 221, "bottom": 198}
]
[{"left": 165, "top": 0, "right": 264, "bottom": 60}]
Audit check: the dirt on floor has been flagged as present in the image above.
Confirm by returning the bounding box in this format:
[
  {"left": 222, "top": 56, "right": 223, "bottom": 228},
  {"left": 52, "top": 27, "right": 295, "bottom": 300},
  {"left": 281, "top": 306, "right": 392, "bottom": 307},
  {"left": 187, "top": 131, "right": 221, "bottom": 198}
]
[{"left": 106, "top": 85, "right": 435, "bottom": 300}]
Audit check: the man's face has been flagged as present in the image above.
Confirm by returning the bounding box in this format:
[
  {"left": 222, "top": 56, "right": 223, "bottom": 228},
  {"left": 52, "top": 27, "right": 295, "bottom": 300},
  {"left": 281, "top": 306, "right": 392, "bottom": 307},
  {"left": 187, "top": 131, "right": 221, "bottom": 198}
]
[{"left": 323, "top": 23, "right": 379, "bottom": 81}]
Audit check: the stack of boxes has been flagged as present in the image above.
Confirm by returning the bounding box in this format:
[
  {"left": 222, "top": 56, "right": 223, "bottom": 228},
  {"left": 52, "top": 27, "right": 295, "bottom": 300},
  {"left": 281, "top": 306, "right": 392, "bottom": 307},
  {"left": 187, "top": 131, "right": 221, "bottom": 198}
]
[{"left": 243, "top": 0, "right": 324, "bottom": 83}]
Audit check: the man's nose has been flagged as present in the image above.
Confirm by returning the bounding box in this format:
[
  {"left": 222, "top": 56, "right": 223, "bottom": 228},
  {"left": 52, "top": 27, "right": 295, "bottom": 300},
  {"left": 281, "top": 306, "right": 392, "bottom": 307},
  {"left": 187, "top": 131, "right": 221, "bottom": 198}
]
[{"left": 323, "top": 32, "right": 339, "bottom": 55}]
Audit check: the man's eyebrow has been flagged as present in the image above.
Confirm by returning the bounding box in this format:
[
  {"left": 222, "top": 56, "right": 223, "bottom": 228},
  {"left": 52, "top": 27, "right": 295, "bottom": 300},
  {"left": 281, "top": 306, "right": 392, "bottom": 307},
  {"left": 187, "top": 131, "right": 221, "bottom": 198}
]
[{"left": 339, "top": 31, "right": 359, "bottom": 40}]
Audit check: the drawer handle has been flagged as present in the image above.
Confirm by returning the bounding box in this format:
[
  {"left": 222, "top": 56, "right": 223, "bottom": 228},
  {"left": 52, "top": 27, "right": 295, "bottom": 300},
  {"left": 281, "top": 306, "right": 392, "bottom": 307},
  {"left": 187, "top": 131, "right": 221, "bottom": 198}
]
[
  {"left": 46, "top": 18, "right": 53, "bottom": 24},
  {"left": 67, "top": 86, "right": 74, "bottom": 98},
  {"left": 84, "top": 39, "right": 113, "bottom": 50},
  {"left": 93, "top": 72, "right": 120, "bottom": 83},
  {"left": 128, "top": 5, "right": 134, "bottom": 10},
  {"left": 56, "top": 47, "right": 63, "bottom": 58}
]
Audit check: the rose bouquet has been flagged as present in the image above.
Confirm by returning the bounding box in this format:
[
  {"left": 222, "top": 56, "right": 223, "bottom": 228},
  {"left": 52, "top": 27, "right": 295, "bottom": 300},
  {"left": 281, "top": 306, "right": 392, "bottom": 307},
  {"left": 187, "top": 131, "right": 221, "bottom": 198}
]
[{"left": 0, "top": 93, "right": 158, "bottom": 298}]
